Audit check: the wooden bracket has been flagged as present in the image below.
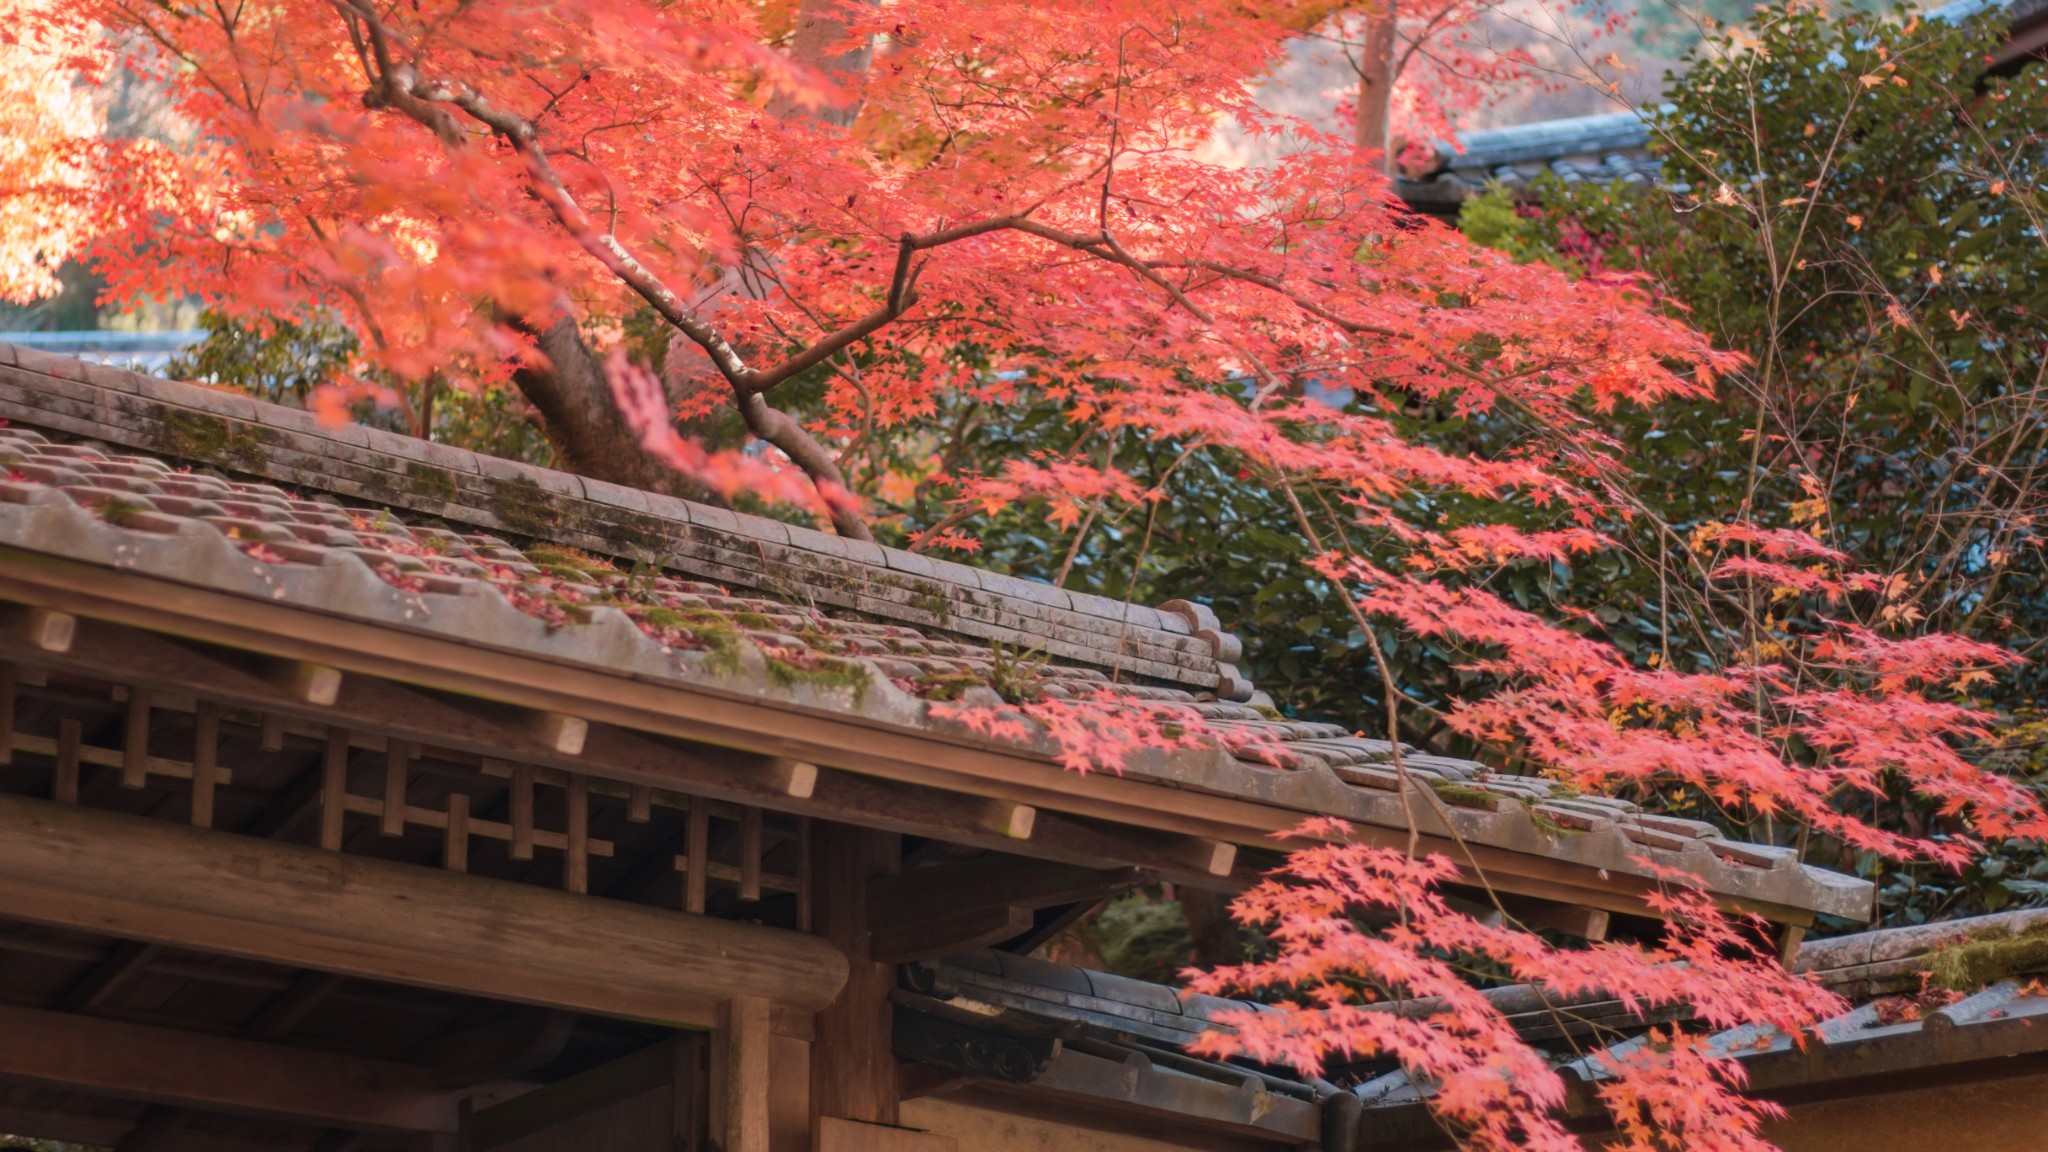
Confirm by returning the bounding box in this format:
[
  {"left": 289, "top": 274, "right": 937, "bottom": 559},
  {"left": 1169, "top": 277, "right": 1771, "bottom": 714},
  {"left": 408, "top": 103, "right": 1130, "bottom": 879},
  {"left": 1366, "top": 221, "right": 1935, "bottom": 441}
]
[
  {"left": 1, "top": 605, "right": 76, "bottom": 653},
  {"left": 283, "top": 661, "right": 344, "bottom": 707}
]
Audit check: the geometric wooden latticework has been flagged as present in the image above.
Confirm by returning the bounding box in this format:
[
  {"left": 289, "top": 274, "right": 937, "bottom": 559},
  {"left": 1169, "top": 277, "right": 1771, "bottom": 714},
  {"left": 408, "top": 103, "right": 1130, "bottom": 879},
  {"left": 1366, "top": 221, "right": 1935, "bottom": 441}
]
[{"left": 0, "top": 659, "right": 809, "bottom": 915}]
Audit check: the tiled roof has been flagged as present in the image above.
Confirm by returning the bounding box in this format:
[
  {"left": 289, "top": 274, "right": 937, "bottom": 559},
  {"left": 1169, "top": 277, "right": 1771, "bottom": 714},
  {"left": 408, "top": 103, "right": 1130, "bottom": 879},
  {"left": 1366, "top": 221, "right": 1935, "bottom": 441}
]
[
  {"left": 0, "top": 342, "right": 1870, "bottom": 920},
  {"left": 1394, "top": 110, "right": 1660, "bottom": 210},
  {"left": 896, "top": 910, "right": 2048, "bottom": 1148}
]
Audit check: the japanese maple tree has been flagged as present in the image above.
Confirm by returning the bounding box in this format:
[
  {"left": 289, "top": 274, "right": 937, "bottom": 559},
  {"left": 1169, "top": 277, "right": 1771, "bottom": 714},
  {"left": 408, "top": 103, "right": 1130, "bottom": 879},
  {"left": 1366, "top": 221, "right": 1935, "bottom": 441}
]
[{"left": 9, "top": 0, "right": 2046, "bottom": 1147}]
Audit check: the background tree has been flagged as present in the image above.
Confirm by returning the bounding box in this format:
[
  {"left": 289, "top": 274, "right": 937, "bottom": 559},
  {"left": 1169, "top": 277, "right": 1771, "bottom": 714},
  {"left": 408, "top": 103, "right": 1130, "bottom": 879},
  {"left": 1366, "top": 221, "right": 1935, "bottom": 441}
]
[
  {"left": 1459, "top": 0, "right": 2048, "bottom": 922},
  {"left": 0, "top": 0, "right": 106, "bottom": 305}
]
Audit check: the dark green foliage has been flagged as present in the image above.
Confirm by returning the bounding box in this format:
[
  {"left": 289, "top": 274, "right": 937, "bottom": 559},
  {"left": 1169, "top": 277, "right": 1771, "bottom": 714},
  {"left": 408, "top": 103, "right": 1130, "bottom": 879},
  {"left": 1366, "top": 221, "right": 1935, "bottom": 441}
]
[
  {"left": 166, "top": 310, "right": 356, "bottom": 408},
  {"left": 168, "top": 310, "right": 555, "bottom": 467},
  {"left": 1087, "top": 891, "right": 1196, "bottom": 984}
]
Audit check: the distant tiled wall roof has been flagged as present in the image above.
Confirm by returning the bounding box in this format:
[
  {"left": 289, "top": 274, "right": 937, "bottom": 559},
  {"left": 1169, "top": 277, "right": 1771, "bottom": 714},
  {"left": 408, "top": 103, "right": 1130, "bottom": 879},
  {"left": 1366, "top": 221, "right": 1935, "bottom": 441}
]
[
  {"left": 1395, "top": 0, "right": 2047, "bottom": 213},
  {"left": 1395, "top": 110, "right": 1661, "bottom": 211}
]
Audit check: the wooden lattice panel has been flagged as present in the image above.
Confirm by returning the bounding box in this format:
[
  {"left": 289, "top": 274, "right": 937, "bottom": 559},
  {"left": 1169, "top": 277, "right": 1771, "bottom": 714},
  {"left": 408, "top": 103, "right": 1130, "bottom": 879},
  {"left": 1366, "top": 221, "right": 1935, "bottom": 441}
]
[{"left": 0, "top": 660, "right": 809, "bottom": 915}]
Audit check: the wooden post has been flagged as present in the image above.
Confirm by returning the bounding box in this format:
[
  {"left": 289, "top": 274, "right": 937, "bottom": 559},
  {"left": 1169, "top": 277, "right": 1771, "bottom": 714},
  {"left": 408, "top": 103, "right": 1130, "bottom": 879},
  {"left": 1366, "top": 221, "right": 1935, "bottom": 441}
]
[
  {"left": 1779, "top": 922, "right": 1808, "bottom": 967},
  {"left": 382, "top": 742, "right": 410, "bottom": 838},
  {"left": 260, "top": 712, "right": 286, "bottom": 752},
  {"left": 810, "top": 823, "right": 900, "bottom": 1133},
  {"left": 740, "top": 807, "right": 763, "bottom": 903},
  {"left": 509, "top": 765, "right": 535, "bottom": 862},
  {"left": 565, "top": 775, "right": 590, "bottom": 895},
  {"left": 674, "top": 1033, "right": 709, "bottom": 1152},
  {"left": 444, "top": 793, "right": 470, "bottom": 873},
  {"left": 190, "top": 702, "right": 220, "bottom": 829},
  {"left": 122, "top": 688, "right": 151, "bottom": 790},
  {"left": 320, "top": 729, "right": 350, "bottom": 852},
  {"left": 685, "top": 801, "right": 711, "bottom": 915},
  {"left": 712, "top": 995, "right": 771, "bottom": 1152},
  {"left": 53, "top": 718, "right": 80, "bottom": 805},
  {"left": 0, "top": 662, "right": 15, "bottom": 765}
]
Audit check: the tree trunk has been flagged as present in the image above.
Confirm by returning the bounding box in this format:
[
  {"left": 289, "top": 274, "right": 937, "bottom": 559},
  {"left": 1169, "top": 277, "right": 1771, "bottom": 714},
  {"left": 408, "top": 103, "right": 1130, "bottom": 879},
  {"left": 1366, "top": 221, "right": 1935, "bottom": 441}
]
[
  {"left": 506, "top": 2, "right": 883, "bottom": 534},
  {"left": 510, "top": 315, "right": 728, "bottom": 505},
  {"left": 1353, "top": 3, "right": 1398, "bottom": 170},
  {"left": 767, "top": 0, "right": 880, "bottom": 127}
]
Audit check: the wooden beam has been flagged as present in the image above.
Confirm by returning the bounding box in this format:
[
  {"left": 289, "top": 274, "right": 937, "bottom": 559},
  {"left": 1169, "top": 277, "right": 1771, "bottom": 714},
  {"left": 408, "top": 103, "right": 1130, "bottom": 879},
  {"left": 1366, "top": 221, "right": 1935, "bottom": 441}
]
[
  {"left": 978, "top": 800, "right": 1036, "bottom": 841},
  {"left": 383, "top": 741, "right": 410, "bottom": 837},
  {"left": 0, "top": 1101, "right": 304, "bottom": 1152},
  {"left": 684, "top": 801, "right": 711, "bottom": 915},
  {"left": 244, "top": 971, "right": 348, "bottom": 1041},
  {"left": 0, "top": 661, "right": 14, "bottom": 764},
  {"left": 866, "top": 858, "right": 1143, "bottom": 964},
  {"left": 1779, "top": 922, "right": 1807, "bottom": 967},
  {"left": 0, "top": 1001, "right": 462, "bottom": 1132},
  {"left": 740, "top": 806, "right": 763, "bottom": 902},
  {"left": 443, "top": 792, "right": 470, "bottom": 873},
  {"left": 1202, "top": 840, "right": 1237, "bottom": 878},
  {"left": 60, "top": 940, "right": 163, "bottom": 1014},
  {"left": 870, "top": 904, "right": 1034, "bottom": 965},
  {"left": 819, "top": 1117, "right": 957, "bottom": 1152},
  {"left": 0, "top": 607, "right": 1768, "bottom": 928},
  {"left": 111, "top": 1105, "right": 188, "bottom": 1152},
  {"left": 0, "top": 568, "right": 1433, "bottom": 888},
  {"left": 0, "top": 793, "right": 848, "bottom": 1024},
  {"left": 466, "top": 1040, "right": 684, "bottom": 1152},
  {"left": 423, "top": 1009, "right": 577, "bottom": 1088},
  {"left": 1510, "top": 903, "right": 1610, "bottom": 942},
  {"left": 868, "top": 858, "right": 1145, "bottom": 932},
  {"left": 566, "top": 774, "right": 590, "bottom": 895},
  {"left": 509, "top": 763, "right": 535, "bottom": 861}
]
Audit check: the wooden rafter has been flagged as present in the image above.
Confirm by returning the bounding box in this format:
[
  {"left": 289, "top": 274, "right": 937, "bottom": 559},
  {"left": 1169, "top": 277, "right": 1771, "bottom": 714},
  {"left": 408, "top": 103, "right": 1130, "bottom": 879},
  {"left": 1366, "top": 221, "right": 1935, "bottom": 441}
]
[{"left": 0, "top": 1002, "right": 465, "bottom": 1132}]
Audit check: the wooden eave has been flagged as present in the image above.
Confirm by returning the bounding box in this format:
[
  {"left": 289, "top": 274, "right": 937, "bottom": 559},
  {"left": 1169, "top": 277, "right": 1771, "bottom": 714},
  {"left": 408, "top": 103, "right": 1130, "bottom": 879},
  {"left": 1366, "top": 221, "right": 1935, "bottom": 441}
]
[{"left": 0, "top": 545, "right": 1836, "bottom": 926}]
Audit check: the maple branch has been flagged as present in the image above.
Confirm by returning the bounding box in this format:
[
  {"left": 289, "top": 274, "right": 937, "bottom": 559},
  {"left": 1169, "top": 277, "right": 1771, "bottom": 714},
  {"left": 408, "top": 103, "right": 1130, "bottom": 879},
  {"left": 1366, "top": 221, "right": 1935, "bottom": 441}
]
[{"left": 336, "top": 0, "right": 887, "bottom": 537}]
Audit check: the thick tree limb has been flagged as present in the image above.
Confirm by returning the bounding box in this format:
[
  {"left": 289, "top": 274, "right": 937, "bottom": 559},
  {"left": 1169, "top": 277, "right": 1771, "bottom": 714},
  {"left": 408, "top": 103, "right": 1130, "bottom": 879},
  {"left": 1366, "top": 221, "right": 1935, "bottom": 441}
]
[
  {"left": 508, "top": 315, "right": 728, "bottom": 505},
  {"left": 342, "top": 0, "right": 870, "bottom": 534}
]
